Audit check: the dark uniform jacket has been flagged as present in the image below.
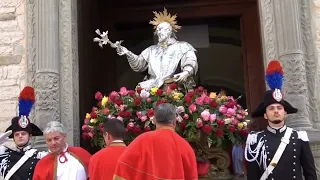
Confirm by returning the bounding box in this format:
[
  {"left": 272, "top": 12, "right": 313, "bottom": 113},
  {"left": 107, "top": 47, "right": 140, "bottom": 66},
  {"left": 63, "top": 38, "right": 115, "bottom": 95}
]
[
  {"left": 0, "top": 145, "right": 47, "bottom": 180},
  {"left": 245, "top": 125, "right": 317, "bottom": 180}
]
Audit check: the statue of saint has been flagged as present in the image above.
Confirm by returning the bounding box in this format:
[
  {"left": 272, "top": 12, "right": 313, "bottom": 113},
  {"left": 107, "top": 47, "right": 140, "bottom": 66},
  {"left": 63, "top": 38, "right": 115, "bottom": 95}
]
[{"left": 94, "top": 8, "right": 198, "bottom": 91}]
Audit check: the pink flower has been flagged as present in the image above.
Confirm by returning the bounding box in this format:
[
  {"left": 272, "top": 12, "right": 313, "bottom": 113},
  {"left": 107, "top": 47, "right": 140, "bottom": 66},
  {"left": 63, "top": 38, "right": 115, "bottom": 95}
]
[
  {"left": 88, "top": 132, "right": 94, "bottom": 138},
  {"left": 166, "top": 87, "right": 172, "bottom": 93},
  {"left": 84, "top": 119, "right": 89, "bottom": 124},
  {"left": 236, "top": 114, "right": 243, "bottom": 120},
  {"left": 117, "top": 116, "right": 123, "bottom": 121},
  {"left": 209, "top": 114, "right": 216, "bottom": 122},
  {"left": 201, "top": 110, "right": 210, "bottom": 121},
  {"left": 219, "top": 106, "right": 228, "bottom": 114},
  {"left": 195, "top": 97, "right": 204, "bottom": 105},
  {"left": 127, "top": 122, "right": 134, "bottom": 130},
  {"left": 147, "top": 98, "right": 152, "bottom": 103},
  {"left": 82, "top": 125, "right": 89, "bottom": 131},
  {"left": 140, "top": 115, "right": 147, "bottom": 122},
  {"left": 140, "top": 89, "right": 150, "bottom": 98},
  {"left": 232, "top": 119, "right": 239, "bottom": 126},
  {"left": 119, "top": 105, "right": 127, "bottom": 111},
  {"left": 177, "top": 106, "right": 185, "bottom": 113},
  {"left": 107, "top": 115, "right": 115, "bottom": 119},
  {"left": 183, "top": 114, "right": 189, "bottom": 120},
  {"left": 189, "top": 104, "right": 197, "bottom": 113},
  {"left": 136, "top": 111, "right": 142, "bottom": 118},
  {"left": 196, "top": 118, "right": 203, "bottom": 128},
  {"left": 94, "top": 91, "right": 103, "bottom": 100},
  {"left": 227, "top": 108, "right": 236, "bottom": 115},
  {"left": 226, "top": 113, "right": 233, "bottom": 118},
  {"left": 119, "top": 87, "right": 128, "bottom": 96},
  {"left": 203, "top": 95, "right": 210, "bottom": 104}
]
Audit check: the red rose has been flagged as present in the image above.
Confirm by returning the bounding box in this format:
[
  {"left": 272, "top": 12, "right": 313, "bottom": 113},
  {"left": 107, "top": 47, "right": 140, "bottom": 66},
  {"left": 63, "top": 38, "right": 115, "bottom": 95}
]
[
  {"left": 90, "top": 111, "right": 97, "bottom": 119},
  {"left": 144, "top": 126, "right": 151, "bottom": 132},
  {"left": 209, "top": 100, "right": 218, "bottom": 108},
  {"left": 81, "top": 132, "right": 90, "bottom": 140},
  {"left": 128, "top": 90, "right": 136, "bottom": 97},
  {"left": 217, "top": 120, "right": 225, "bottom": 127},
  {"left": 180, "top": 121, "right": 187, "bottom": 131},
  {"left": 238, "top": 129, "right": 249, "bottom": 136},
  {"left": 115, "top": 98, "right": 123, "bottom": 106},
  {"left": 169, "top": 83, "right": 177, "bottom": 90},
  {"left": 187, "top": 91, "right": 194, "bottom": 97},
  {"left": 137, "top": 88, "right": 143, "bottom": 94},
  {"left": 103, "top": 108, "right": 110, "bottom": 115},
  {"left": 118, "top": 111, "right": 124, "bottom": 117},
  {"left": 127, "top": 122, "right": 134, "bottom": 131},
  {"left": 147, "top": 109, "right": 154, "bottom": 117},
  {"left": 124, "top": 111, "right": 132, "bottom": 118},
  {"left": 95, "top": 91, "right": 103, "bottom": 100},
  {"left": 202, "top": 124, "right": 212, "bottom": 134},
  {"left": 109, "top": 91, "right": 119, "bottom": 102},
  {"left": 156, "top": 100, "right": 167, "bottom": 106},
  {"left": 134, "top": 98, "right": 141, "bottom": 106},
  {"left": 228, "top": 126, "right": 236, "bottom": 132},
  {"left": 185, "top": 96, "right": 192, "bottom": 105},
  {"left": 133, "top": 125, "right": 142, "bottom": 134},
  {"left": 215, "top": 129, "right": 224, "bottom": 137},
  {"left": 156, "top": 89, "right": 164, "bottom": 96}
]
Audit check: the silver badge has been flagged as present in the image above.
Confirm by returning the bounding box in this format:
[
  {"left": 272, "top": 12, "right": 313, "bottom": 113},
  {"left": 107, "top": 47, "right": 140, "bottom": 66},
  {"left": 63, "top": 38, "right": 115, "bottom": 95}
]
[
  {"left": 18, "top": 116, "right": 29, "bottom": 128},
  {"left": 272, "top": 89, "right": 283, "bottom": 102}
]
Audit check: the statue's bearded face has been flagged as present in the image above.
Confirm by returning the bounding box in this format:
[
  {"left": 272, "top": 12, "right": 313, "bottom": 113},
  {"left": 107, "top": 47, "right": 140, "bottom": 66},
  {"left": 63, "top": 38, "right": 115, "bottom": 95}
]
[{"left": 156, "top": 22, "right": 172, "bottom": 42}]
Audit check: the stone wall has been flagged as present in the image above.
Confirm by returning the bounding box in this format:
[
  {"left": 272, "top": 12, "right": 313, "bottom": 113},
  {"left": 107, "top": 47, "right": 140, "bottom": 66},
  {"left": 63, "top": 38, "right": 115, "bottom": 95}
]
[{"left": 0, "top": 0, "right": 27, "bottom": 132}]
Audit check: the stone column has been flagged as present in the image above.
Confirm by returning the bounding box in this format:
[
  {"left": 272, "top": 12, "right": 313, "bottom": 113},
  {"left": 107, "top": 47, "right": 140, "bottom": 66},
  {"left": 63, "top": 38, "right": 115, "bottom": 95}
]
[
  {"left": 273, "top": 0, "right": 313, "bottom": 129},
  {"left": 33, "top": 0, "right": 60, "bottom": 150}
]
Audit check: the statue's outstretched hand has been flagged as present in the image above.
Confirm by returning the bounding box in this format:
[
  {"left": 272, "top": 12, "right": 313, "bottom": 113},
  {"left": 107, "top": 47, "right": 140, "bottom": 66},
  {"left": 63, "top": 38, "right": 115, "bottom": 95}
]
[
  {"left": 116, "top": 46, "right": 129, "bottom": 56},
  {"left": 0, "top": 130, "right": 12, "bottom": 145},
  {"left": 174, "top": 71, "right": 189, "bottom": 82}
]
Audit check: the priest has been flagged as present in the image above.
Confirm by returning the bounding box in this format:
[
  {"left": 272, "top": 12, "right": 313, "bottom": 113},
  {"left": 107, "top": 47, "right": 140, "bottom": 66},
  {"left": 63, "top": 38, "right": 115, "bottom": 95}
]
[
  {"left": 113, "top": 103, "right": 198, "bottom": 180},
  {"left": 89, "top": 118, "right": 126, "bottom": 180},
  {"left": 33, "top": 121, "right": 92, "bottom": 180}
]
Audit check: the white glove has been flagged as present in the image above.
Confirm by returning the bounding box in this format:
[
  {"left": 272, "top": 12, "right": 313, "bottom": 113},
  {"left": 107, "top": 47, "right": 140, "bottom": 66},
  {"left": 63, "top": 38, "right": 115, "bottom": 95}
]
[
  {"left": 0, "top": 130, "right": 12, "bottom": 145},
  {"left": 173, "top": 71, "right": 189, "bottom": 82}
]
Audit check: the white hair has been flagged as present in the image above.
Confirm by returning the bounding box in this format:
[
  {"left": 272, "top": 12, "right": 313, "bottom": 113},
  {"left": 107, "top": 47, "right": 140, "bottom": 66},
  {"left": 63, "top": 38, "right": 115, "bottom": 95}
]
[{"left": 43, "top": 121, "right": 66, "bottom": 135}]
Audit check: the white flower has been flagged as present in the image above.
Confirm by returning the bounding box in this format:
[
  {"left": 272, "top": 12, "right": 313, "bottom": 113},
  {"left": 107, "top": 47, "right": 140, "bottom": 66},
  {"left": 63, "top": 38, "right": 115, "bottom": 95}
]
[
  {"left": 140, "top": 89, "right": 150, "bottom": 98},
  {"left": 224, "top": 118, "right": 232, "bottom": 124}
]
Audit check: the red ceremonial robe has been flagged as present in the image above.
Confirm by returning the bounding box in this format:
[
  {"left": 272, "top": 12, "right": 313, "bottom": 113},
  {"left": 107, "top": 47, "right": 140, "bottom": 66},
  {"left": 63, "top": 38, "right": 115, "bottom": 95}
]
[
  {"left": 113, "top": 128, "right": 198, "bottom": 180},
  {"left": 89, "top": 142, "right": 126, "bottom": 180},
  {"left": 33, "top": 146, "right": 91, "bottom": 180}
]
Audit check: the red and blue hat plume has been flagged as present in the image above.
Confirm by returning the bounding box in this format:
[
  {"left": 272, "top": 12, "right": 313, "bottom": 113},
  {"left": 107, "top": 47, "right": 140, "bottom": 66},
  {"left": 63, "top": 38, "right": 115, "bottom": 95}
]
[
  {"left": 18, "top": 86, "right": 35, "bottom": 117},
  {"left": 265, "top": 60, "right": 284, "bottom": 90}
]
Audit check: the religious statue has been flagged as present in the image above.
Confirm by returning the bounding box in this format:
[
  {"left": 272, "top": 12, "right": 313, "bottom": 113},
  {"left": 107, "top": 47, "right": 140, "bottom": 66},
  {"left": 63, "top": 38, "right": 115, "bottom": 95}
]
[{"left": 94, "top": 8, "right": 198, "bottom": 91}]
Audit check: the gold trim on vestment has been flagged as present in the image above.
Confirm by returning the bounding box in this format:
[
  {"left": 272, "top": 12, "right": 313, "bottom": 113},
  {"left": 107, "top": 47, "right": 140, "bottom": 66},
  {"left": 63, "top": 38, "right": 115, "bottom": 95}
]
[
  {"left": 53, "top": 155, "right": 58, "bottom": 180},
  {"left": 113, "top": 174, "right": 127, "bottom": 180}
]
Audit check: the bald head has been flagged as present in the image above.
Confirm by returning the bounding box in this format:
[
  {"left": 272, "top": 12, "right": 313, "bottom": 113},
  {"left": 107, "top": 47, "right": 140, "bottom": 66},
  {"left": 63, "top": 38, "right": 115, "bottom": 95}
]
[{"left": 155, "top": 103, "right": 177, "bottom": 125}]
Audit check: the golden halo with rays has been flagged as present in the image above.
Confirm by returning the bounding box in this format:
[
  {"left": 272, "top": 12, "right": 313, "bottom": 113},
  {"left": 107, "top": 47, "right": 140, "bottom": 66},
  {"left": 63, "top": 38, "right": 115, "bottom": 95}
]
[{"left": 149, "top": 8, "right": 182, "bottom": 32}]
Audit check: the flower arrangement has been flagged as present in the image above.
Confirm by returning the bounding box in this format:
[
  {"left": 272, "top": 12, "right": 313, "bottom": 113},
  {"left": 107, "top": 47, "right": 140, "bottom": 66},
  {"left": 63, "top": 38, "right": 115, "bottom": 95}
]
[{"left": 81, "top": 84, "right": 249, "bottom": 150}]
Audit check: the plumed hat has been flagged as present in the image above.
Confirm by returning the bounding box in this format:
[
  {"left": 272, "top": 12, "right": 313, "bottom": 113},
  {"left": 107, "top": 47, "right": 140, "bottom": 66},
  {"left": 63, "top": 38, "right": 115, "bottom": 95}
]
[
  {"left": 251, "top": 60, "right": 298, "bottom": 117},
  {"left": 5, "top": 86, "right": 43, "bottom": 138}
]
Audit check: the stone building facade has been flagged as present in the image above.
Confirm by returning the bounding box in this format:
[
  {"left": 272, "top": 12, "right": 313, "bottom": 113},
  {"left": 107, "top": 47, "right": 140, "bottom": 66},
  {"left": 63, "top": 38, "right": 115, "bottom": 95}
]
[{"left": 0, "top": 0, "right": 320, "bottom": 177}]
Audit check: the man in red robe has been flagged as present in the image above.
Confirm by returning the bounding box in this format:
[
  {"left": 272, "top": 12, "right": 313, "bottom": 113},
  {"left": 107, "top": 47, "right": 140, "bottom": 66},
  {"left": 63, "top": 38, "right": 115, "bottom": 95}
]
[
  {"left": 113, "top": 103, "right": 198, "bottom": 180},
  {"left": 89, "top": 118, "right": 126, "bottom": 180},
  {"left": 33, "top": 121, "right": 92, "bottom": 180}
]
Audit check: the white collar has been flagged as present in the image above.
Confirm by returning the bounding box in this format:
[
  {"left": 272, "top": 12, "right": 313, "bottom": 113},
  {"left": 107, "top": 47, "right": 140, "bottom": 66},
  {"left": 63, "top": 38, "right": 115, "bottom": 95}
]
[{"left": 267, "top": 125, "right": 287, "bottom": 134}]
